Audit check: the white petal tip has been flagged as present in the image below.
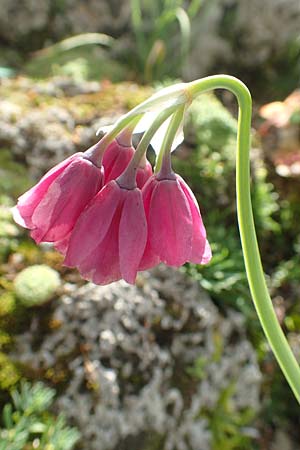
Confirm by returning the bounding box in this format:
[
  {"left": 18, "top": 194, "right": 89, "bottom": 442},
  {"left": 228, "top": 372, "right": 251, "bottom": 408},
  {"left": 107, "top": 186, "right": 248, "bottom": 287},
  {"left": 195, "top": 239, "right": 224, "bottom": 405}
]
[{"left": 12, "top": 205, "right": 28, "bottom": 228}]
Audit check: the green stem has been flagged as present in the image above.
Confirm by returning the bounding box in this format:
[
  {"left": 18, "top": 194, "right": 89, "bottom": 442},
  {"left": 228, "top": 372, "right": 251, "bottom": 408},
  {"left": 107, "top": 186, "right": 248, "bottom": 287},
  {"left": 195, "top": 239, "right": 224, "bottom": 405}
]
[
  {"left": 188, "top": 75, "right": 300, "bottom": 402},
  {"left": 96, "top": 115, "right": 141, "bottom": 154},
  {"left": 96, "top": 83, "right": 188, "bottom": 152},
  {"left": 85, "top": 116, "right": 141, "bottom": 166},
  {"left": 134, "top": 105, "right": 178, "bottom": 167},
  {"left": 154, "top": 104, "right": 185, "bottom": 174},
  {"left": 117, "top": 105, "right": 177, "bottom": 189}
]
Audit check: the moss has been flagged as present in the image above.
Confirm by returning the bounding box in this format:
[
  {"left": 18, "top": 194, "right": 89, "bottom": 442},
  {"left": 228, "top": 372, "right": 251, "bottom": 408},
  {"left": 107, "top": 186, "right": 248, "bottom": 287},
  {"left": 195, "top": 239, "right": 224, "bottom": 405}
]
[
  {"left": 0, "top": 330, "right": 12, "bottom": 350},
  {"left": 120, "top": 432, "right": 165, "bottom": 450},
  {"left": 14, "top": 265, "right": 61, "bottom": 307},
  {"left": 0, "top": 292, "right": 21, "bottom": 334},
  {"left": 0, "top": 151, "right": 32, "bottom": 198},
  {"left": 143, "top": 433, "right": 166, "bottom": 450},
  {"left": 0, "top": 196, "right": 21, "bottom": 262},
  {"left": 0, "top": 77, "right": 152, "bottom": 120},
  {"left": 16, "top": 241, "right": 43, "bottom": 265},
  {"left": 0, "top": 352, "right": 20, "bottom": 390},
  {"left": 25, "top": 46, "right": 128, "bottom": 82},
  {"left": 42, "top": 251, "right": 64, "bottom": 269},
  {"left": 0, "top": 292, "right": 17, "bottom": 317},
  {"left": 203, "top": 383, "right": 256, "bottom": 450}
]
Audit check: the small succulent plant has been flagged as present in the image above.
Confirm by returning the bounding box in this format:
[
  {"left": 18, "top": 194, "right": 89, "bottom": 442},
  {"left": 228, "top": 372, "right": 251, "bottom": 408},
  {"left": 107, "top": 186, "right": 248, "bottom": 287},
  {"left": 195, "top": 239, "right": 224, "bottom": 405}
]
[
  {"left": 0, "top": 381, "right": 80, "bottom": 450},
  {"left": 14, "top": 265, "right": 61, "bottom": 307}
]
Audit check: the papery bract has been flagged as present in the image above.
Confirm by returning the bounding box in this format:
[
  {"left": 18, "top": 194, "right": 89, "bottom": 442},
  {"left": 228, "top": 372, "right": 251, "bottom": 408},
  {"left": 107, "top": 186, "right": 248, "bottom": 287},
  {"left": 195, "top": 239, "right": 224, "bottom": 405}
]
[
  {"left": 134, "top": 110, "right": 184, "bottom": 154},
  {"left": 64, "top": 181, "right": 147, "bottom": 285},
  {"left": 13, "top": 153, "right": 103, "bottom": 244},
  {"left": 140, "top": 173, "right": 211, "bottom": 268}
]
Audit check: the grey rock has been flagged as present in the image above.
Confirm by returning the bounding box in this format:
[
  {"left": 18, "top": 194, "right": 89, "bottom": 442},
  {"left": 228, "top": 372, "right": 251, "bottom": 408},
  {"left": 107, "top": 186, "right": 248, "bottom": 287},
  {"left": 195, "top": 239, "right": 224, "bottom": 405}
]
[
  {"left": 0, "top": 0, "right": 130, "bottom": 47},
  {"left": 271, "top": 429, "right": 297, "bottom": 450},
  {"left": 13, "top": 265, "right": 261, "bottom": 450},
  {"left": 186, "top": 0, "right": 300, "bottom": 79},
  {"left": 0, "top": 0, "right": 50, "bottom": 43},
  {"left": 0, "top": 77, "right": 116, "bottom": 178}
]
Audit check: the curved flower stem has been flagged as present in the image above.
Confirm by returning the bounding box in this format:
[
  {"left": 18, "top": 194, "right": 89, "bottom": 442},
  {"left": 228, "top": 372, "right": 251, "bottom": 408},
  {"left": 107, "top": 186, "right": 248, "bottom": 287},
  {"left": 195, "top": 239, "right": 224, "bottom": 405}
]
[
  {"left": 188, "top": 75, "right": 300, "bottom": 403},
  {"left": 132, "top": 105, "right": 178, "bottom": 167},
  {"left": 154, "top": 104, "right": 185, "bottom": 174},
  {"left": 86, "top": 117, "right": 142, "bottom": 166},
  {"left": 96, "top": 83, "right": 189, "bottom": 152},
  {"left": 117, "top": 105, "right": 177, "bottom": 189},
  {"left": 96, "top": 115, "right": 142, "bottom": 155}
]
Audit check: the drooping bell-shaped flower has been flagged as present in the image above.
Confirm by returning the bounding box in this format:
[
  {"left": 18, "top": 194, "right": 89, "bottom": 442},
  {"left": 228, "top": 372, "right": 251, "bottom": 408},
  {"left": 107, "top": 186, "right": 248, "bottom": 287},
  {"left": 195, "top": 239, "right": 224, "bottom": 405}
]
[
  {"left": 102, "top": 128, "right": 135, "bottom": 184},
  {"left": 140, "top": 153, "right": 211, "bottom": 268},
  {"left": 64, "top": 180, "right": 147, "bottom": 285},
  {"left": 13, "top": 150, "right": 104, "bottom": 244}
]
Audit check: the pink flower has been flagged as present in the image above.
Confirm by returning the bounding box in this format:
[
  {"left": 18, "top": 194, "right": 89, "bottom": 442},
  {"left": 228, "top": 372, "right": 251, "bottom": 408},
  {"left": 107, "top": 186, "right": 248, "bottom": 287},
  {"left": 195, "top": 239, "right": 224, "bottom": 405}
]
[
  {"left": 102, "top": 139, "right": 135, "bottom": 184},
  {"left": 64, "top": 180, "right": 147, "bottom": 285},
  {"left": 136, "top": 158, "right": 153, "bottom": 189},
  {"left": 13, "top": 152, "right": 103, "bottom": 244},
  {"left": 140, "top": 173, "right": 211, "bottom": 268},
  {"left": 102, "top": 137, "right": 153, "bottom": 188}
]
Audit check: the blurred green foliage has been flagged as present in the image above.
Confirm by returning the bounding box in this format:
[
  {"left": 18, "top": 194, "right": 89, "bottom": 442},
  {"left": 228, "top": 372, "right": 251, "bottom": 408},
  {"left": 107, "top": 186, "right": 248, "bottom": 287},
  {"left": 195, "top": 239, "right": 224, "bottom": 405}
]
[
  {"left": 0, "top": 293, "right": 17, "bottom": 321},
  {"left": 0, "top": 1, "right": 299, "bottom": 100},
  {"left": 0, "top": 76, "right": 299, "bottom": 447},
  {"left": 0, "top": 197, "right": 20, "bottom": 263},
  {"left": 175, "top": 94, "right": 278, "bottom": 324},
  {"left": 208, "top": 384, "right": 256, "bottom": 450},
  {"left": 22, "top": 3, "right": 202, "bottom": 83},
  {"left": 174, "top": 91, "right": 300, "bottom": 442},
  {"left": 128, "top": 0, "right": 202, "bottom": 82},
  {"left": 0, "top": 381, "right": 80, "bottom": 450},
  {"left": 25, "top": 45, "right": 127, "bottom": 82},
  {"left": 263, "top": 34, "right": 300, "bottom": 100},
  {"left": 187, "top": 353, "right": 257, "bottom": 449},
  {"left": 10, "top": 32, "right": 126, "bottom": 82},
  {"left": 0, "top": 353, "right": 20, "bottom": 391},
  {"left": 0, "top": 151, "right": 31, "bottom": 199}
]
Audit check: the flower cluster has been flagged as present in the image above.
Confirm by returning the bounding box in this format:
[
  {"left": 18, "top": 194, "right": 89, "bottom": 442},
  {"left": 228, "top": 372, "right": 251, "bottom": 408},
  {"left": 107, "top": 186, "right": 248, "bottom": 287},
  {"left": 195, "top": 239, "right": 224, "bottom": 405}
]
[{"left": 13, "top": 114, "right": 211, "bottom": 285}]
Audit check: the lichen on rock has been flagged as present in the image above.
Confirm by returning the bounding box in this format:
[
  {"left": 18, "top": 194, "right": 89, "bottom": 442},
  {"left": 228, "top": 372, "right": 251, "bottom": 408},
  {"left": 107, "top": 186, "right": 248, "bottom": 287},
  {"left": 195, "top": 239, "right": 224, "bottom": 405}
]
[
  {"left": 0, "top": 77, "right": 152, "bottom": 178},
  {"left": 13, "top": 265, "right": 261, "bottom": 450}
]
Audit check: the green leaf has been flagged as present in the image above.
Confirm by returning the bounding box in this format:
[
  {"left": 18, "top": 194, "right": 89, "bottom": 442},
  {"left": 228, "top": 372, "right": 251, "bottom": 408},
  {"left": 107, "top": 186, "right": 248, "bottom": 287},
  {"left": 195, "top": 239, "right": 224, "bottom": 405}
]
[{"left": 2, "top": 403, "right": 13, "bottom": 429}]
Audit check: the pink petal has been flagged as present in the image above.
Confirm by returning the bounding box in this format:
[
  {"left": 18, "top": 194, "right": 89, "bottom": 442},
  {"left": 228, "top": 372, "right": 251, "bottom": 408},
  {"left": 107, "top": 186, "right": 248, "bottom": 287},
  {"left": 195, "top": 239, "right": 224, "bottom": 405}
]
[
  {"left": 149, "top": 178, "right": 193, "bottom": 267},
  {"left": 31, "top": 159, "right": 103, "bottom": 243},
  {"left": 54, "top": 234, "right": 71, "bottom": 255},
  {"left": 64, "top": 181, "right": 122, "bottom": 267},
  {"left": 78, "top": 204, "right": 123, "bottom": 285},
  {"left": 119, "top": 189, "right": 147, "bottom": 284},
  {"left": 15, "top": 153, "right": 81, "bottom": 228},
  {"left": 178, "top": 176, "right": 211, "bottom": 264},
  {"left": 136, "top": 160, "right": 153, "bottom": 189},
  {"left": 201, "top": 240, "right": 212, "bottom": 264},
  {"left": 102, "top": 141, "right": 121, "bottom": 174},
  {"left": 103, "top": 140, "right": 135, "bottom": 183},
  {"left": 139, "top": 176, "right": 160, "bottom": 270}
]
